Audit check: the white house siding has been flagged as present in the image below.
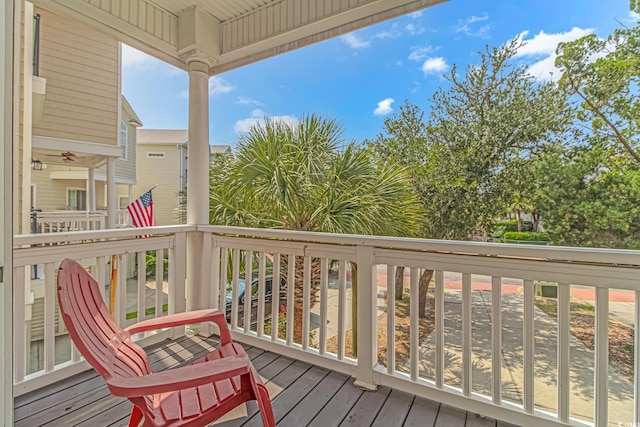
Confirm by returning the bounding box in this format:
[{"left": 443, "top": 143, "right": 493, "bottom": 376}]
[
  {"left": 133, "top": 144, "right": 184, "bottom": 226},
  {"left": 32, "top": 7, "right": 118, "bottom": 146}
]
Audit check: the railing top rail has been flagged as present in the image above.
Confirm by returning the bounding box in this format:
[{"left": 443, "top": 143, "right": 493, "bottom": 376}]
[
  {"left": 14, "top": 225, "right": 195, "bottom": 246},
  {"left": 199, "top": 225, "right": 640, "bottom": 268}
]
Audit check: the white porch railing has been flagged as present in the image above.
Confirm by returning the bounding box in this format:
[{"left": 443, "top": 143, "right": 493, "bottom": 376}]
[
  {"left": 199, "top": 225, "right": 640, "bottom": 427},
  {"left": 11, "top": 225, "right": 640, "bottom": 426},
  {"left": 32, "top": 210, "right": 131, "bottom": 232},
  {"left": 12, "top": 225, "right": 191, "bottom": 396}
]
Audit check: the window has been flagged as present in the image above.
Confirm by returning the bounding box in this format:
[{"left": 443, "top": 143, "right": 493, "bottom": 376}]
[
  {"left": 118, "top": 196, "right": 129, "bottom": 209},
  {"left": 67, "top": 188, "right": 86, "bottom": 211},
  {"left": 120, "top": 121, "right": 127, "bottom": 160},
  {"left": 147, "top": 152, "right": 165, "bottom": 158}
]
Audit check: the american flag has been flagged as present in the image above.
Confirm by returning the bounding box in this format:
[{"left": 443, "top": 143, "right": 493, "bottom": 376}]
[{"left": 127, "top": 189, "right": 155, "bottom": 237}]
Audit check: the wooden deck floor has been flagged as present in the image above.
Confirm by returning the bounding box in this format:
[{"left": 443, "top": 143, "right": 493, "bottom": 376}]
[{"left": 14, "top": 335, "right": 520, "bottom": 427}]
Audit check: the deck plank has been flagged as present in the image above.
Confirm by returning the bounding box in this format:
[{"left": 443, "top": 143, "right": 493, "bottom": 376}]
[
  {"left": 307, "top": 377, "right": 364, "bottom": 427},
  {"left": 339, "top": 385, "right": 392, "bottom": 426},
  {"left": 371, "top": 389, "right": 414, "bottom": 427},
  {"left": 14, "top": 335, "right": 514, "bottom": 427},
  {"left": 402, "top": 396, "right": 440, "bottom": 427},
  {"left": 277, "top": 370, "right": 350, "bottom": 427}
]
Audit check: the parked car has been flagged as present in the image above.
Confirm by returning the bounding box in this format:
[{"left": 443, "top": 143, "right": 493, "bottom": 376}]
[{"left": 225, "top": 275, "right": 287, "bottom": 327}]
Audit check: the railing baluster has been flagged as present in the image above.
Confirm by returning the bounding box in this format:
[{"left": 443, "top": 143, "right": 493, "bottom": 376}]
[
  {"left": 271, "top": 253, "right": 280, "bottom": 342},
  {"left": 257, "top": 252, "right": 266, "bottom": 337},
  {"left": 435, "top": 270, "right": 444, "bottom": 389},
  {"left": 594, "top": 287, "right": 609, "bottom": 425},
  {"left": 116, "top": 253, "right": 127, "bottom": 326},
  {"left": 557, "top": 283, "right": 570, "bottom": 423},
  {"left": 155, "top": 248, "right": 164, "bottom": 317},
  {"left": 244, "top": 250, "right": 253, "bottom": 334},
  {"left": 410, "top": 268, "right": 419, "bottom": 382},
  {"left": 231, "top": 249, "right": 240, "bottom": 330},
  {"left": 137, "top": 252, "right": 146, "bottom": 323},
  {"left": 492, "top": 276, "right": 502, "bottom": 405},
  {"left": 209, "top": 246, "right": 220, "bottom": 311},
  {"left": 319, "top": 258, "right": 328, "bottom": 354},
  {"left": 523, "top": 279, "right": 535, "bottom": 413},
  {"left": 386, "top": 264, "right": 395, "bottom": 375},
  {"left": 337, "top": 259, "right": 346, "bottom": 360},
  {"left": 286, "top": 254, "right": 295, "bottom": 346},
  {"left": 96, "top": 256, "right": 106, "bottom": 300},
  {"left": 462, "top": 273, "right": 472, "bottom": 396},
  {"left": 44, "top": 262, "right": 55, "bottom": 372},
  {"left": 302, "top": 256, "right": 311, "bottom": 350},
  {"left": 219, "top": 248, "right": 228, "bottom": 315}
]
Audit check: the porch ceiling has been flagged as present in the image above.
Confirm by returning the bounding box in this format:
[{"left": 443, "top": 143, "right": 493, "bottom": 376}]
[{"left": 31, "top": 0, "right": 447, "bottom": 74}]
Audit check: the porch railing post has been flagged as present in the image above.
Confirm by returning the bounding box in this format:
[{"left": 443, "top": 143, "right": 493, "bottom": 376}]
[{"left": 353, "top": 245, "right": 377, "bottom": 391}]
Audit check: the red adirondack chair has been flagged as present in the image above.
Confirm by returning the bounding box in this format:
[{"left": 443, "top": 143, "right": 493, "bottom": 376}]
[{"left": 57, "top": 258, "right": 275, "bottom": 427}]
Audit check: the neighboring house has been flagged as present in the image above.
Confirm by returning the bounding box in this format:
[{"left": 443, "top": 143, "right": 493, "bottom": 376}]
[
  {"left": 134, "top": 129, "right": 231, "bottom": 226},
  {"left": 18, "top": 2, "right": 138, "bottom": 234},
  {"left": 30, "top": 96, "right": 141, "bottom": 227}
]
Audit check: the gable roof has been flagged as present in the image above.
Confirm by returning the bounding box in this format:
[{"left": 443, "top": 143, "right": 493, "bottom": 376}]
[{"left": 137, "top": 129, "right": 188, "bottom": 145}]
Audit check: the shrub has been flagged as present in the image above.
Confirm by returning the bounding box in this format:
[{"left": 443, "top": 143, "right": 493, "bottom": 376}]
[
  {"left": 503, "top": 231, "right": 550, "bottom": 242},
  {"left": 488, "top": 219, "right": 533, "bottom": 239}
]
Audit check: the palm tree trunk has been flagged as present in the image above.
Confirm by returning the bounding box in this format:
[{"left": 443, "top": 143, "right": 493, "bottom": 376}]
[
  {"left": 516, "top": 210, "right": 522, "bottom": 232},
  {"left": 419, "top": 269, "right": 433, "bottom": 319},
  {"left": 394, "top": 266, "right": 404, "bottom": 301},
  {"left": 279, "top": 256, "right": 322, "bottom": 344}
]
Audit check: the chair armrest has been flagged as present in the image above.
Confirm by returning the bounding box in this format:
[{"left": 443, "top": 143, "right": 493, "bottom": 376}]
[
  {"left": 107, "top": 354, "right": 250, "bottom": 397},
  {"left": 124, "top": 309, "right": 231, "bottom": 345}
]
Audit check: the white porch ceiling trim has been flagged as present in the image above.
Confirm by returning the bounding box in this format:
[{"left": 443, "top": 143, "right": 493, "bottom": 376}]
[
  {"left": 33, "top": 135, "right": 121, "bottom": 158},
  {"left": 31, "top": 0, "right": 447, "bottom": 74}
]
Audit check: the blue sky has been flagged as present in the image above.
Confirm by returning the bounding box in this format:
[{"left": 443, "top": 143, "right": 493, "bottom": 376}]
[{"left": 121, "top": 0, "right": 638, "bottom": 148}]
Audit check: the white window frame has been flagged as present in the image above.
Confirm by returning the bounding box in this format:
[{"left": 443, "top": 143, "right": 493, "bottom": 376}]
[
  {"left": 66, "top": 187, "right": 87, "bottom": 211},
  {"left": 147, "top": 152, "right": 165, "bottom": 158},
  {"left": 118, "top": 196, "right": 129, "bottom": 210},
  {"left": 120, "top": 121, "right": 128, "bottom": 160}
]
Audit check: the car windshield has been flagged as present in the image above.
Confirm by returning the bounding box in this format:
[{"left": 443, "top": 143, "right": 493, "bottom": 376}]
[{"left": 225, "top": 279, "right": 245, "bottom": 300}]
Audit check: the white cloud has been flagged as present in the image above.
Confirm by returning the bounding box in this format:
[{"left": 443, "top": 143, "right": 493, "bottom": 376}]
[
  {"left": 624, "top": 11, "right": 640, "bottom": 22},
  {"left": 454, "top": 13, "right": 491, "bottom": 38},
  {"left": 342, "top": 33, "right": 371, "bottom": 49},
  {"left": 514, "top": 27, "right": 594, "bottom": 81},
  {"left": 374, "top": 23, "right": 402, "bottom": 40},
  {"left": 236, "top": 96, "right": 262, "bottom": 106},
  {"left": 374, "top": 98, "right": 394, "bottom": 116},
  {"left": 514, "top": 27, "right": 594, "bottom": 57},
  {"left": 408, "top": 45, "right": 439, "bottom": 62},
  {"left": 466, "top": 12, "right": 489, "bottom": 23},
  {"left": 409, "top": 11, "right": 423, "bottom": 19},
  {"left": 121, "top": 44, "right": 154, "bottom": 68},
  {"left": 405, "top": 23, "right": 426, "bottom": 36},
  {"left": 421, "top": 57, "right": 449, "bottom": 75},
  {"left": 233, "top": 109, "right": 299, "bottom": 134},
  {"left": 209, "top": 76, "right": 236, "bottom": 96}
]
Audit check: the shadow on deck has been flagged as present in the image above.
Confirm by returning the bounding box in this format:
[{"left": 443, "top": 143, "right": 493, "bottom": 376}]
[{"left": 14, "top": 335, "right": 520, "bottom": 427}]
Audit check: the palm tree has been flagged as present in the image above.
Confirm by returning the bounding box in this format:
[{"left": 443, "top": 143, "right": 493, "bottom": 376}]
[{"left": 209, "top": 113, "right": 423, "bottom": 345}]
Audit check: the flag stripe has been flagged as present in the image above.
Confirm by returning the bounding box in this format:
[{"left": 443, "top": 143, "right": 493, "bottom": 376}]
[{"left": 127, "top": 190, "right": 154, "bottom": 237}]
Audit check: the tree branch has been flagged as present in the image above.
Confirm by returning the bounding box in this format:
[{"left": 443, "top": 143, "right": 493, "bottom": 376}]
[{"left": 566, "top": 72, "right": 640, "bottom": 164}]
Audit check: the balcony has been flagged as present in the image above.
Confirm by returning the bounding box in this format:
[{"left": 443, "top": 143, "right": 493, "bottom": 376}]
[
  {"left": 31, "top": 210, "right": 131, "bottom": 233},
  {"left": 12, "top": 226, "right": 640, "bottom": 426}
]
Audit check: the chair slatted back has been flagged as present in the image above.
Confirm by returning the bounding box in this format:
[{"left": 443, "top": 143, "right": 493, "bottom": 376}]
[{"left": 57, "top": 259, "right": 152, "bottom": 381}]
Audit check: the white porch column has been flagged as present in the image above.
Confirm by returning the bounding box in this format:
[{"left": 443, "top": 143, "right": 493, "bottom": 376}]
[
  {"left": 106, "top": 158, "right": 116, "bottom": 229},
  {"left": 87, "top": 166, "right": 96, "bottom": 212},
  {"left": 1, "top": 0, "right": 14, "bottom": 423},
  {"left": 186, "top": 57, "right": 210, "bottom": 315}
]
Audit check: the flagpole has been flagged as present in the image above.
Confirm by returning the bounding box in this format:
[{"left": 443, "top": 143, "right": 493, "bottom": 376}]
[{"left": 149, "top": 184, "right": 158, "bottom": 192}]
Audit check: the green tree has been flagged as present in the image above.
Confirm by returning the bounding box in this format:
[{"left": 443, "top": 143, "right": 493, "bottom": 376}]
[
  {"left": 210, "top": 113, "right": 423, "bottom": 347},
  {"left": 533, "top": 137, "right": 640, "bottom": 249},
  {"left": 368, "top": 39, "right": 570, "bottom": 314},
  {"left": 556, "top": 24, "right": 640, "bottom": 163}
]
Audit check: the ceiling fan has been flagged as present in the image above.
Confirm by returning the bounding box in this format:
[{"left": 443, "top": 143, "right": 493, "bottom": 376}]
[{"left": 45, "top": 151, "right": 76, "bottom": 162}]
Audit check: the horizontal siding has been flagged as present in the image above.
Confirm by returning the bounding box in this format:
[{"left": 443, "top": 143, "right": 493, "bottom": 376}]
[
  {"left": 33, "top": 8, "right": 119, "bottom": 146},
  {"left": 114, "top": 109, "right": 137, "bottom": 181},
  {"left": 31, "top": 170, "right": 85, "bottom": 212},
  {"left": 133, "top": 145, "right": 182, "bottom": 226}
]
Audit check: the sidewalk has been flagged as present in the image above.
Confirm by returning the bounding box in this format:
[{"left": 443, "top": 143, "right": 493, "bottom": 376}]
[{"left": 397, "top": 288, "right": 635, "bottom": 425}]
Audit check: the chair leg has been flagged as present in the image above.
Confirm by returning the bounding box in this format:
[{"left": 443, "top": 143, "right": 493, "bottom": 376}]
[
  {"left": 128, "top": 405, "right": 144, "bottom": 427},
  {"left": 255, "top": 383, "right": 276, "bottom": 427}
]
